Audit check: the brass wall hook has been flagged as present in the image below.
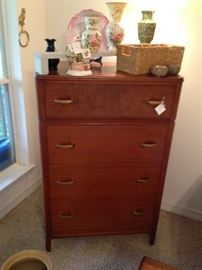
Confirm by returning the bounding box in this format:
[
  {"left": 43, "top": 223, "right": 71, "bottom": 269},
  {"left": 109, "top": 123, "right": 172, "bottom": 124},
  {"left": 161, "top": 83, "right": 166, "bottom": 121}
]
[{"left": 18, "top": 8, "right": 30, "bottom": 47}]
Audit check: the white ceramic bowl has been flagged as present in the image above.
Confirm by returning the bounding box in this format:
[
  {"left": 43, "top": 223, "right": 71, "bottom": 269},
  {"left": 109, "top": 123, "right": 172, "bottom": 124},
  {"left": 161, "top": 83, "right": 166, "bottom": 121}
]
[{"left": 0, "top": 250, "right": 52, "bottom": 270}]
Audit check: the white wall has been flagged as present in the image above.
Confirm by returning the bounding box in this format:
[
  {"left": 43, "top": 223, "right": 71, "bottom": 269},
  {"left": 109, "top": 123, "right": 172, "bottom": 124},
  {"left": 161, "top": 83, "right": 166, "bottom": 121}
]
[
  {"left": 45, "top": 0, "right": 202, "bottom": 221},
  {"left": 15, "top": 0, "right": 47, "bottom": 203},
  {"left": 161, "top": 1, "right": 202, "bottom": 220}
]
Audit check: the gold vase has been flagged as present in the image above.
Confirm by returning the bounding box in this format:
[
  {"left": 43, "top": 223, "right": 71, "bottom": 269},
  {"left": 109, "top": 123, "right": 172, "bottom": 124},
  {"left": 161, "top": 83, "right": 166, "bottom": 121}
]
[{"left": 106, "top": 2, "right": 127, "bottom": 50}]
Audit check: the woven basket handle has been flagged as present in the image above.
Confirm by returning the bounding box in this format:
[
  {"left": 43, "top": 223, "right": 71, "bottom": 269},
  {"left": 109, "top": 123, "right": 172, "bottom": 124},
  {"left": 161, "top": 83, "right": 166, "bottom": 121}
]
[{"left": 120, "top": 46, "right": 133, "bottom": 57}]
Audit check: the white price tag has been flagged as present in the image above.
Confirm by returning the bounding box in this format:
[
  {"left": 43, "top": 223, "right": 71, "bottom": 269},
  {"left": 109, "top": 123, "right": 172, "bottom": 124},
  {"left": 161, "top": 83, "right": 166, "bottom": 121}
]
[
  {"left": 71, "top": 42, "right": 82, "bottom": 54},
  {"left": 67, "top": 44, "right": 74, "bottom": 52},
  {"left": 155, "top": 101, "right": 166, "bottom": 115}
]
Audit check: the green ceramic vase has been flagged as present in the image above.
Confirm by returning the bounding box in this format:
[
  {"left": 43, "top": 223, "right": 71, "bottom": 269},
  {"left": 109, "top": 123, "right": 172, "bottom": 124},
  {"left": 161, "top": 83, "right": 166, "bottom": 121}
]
[{"left": 138, "top": 11, "right": 156, "bottom": 43}]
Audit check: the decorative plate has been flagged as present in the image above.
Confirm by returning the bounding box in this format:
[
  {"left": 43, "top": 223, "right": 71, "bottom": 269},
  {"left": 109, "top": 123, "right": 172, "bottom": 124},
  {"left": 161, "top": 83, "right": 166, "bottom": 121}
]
[{"left": 67, "top": 9, "right": 109, "bottom": 52}]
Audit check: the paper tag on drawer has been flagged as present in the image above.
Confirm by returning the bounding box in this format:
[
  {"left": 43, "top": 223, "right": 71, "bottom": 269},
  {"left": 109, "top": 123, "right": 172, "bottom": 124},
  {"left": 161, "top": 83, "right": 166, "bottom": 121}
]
[{"left": 155, "top": 101, "right": 166, "bottom": 115}]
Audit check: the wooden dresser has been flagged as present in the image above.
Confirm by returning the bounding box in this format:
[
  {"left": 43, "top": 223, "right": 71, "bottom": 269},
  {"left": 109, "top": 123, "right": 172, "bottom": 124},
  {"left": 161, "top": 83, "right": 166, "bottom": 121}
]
[{"left": 36, "top": 64, "right": 183, "bottom": 251}]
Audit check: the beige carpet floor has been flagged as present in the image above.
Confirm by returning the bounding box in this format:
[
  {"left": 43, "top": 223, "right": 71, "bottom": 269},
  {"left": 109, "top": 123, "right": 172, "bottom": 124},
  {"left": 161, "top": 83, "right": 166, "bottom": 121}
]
[{"left": 0, "top": 186, "right": 202, "bottom": 270}]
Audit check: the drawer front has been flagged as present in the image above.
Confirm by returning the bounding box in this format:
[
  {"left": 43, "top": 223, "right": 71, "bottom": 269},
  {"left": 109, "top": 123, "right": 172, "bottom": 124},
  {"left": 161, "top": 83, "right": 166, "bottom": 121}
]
[
  {"left": 50, "top": 199, "right": 155, "bottom": 236},
  {"left": 48, "top": 163, "right": 161, "bottom": 199},
  {"left": 44, "top": 82, "right": 176, "bottom": 119},
  {"left": 47, "top": 124, "right": 168, "bottom": 163}
]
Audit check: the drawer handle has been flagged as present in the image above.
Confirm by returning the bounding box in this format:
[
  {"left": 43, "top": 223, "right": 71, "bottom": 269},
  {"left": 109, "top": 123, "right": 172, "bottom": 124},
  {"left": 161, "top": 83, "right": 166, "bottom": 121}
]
[
  {"left": 56, "top": 179, "right": 75, "bottom": 185},
  {"left": 146, "top": 96, "right": 165, "bottom": 106},
  {"left": 59, "top": 213, "right": 74, "bottom": 219},
  {"left": 133, "top": 209, "right": 146, "bottom": 216},
  {"left": 136, "top": 177, "right": 151, "bottom": 183},
  {"left": 56, "top": 143, "right": 75, "bottom": 149},
  {"left": 54, "top": 99, "right": 75, "bottom": 104},
  {"left": 146, "top": 100, "right": 162, "bottom": 106},
  {"left": 141, "top": 142, "right": 158, "bottom": 148}
]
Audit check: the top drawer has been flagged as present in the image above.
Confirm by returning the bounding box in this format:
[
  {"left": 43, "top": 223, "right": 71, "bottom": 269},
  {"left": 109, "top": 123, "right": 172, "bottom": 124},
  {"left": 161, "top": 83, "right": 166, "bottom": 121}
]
[{"left": 42, "top": 81, "right": 178, "bottom": 119}]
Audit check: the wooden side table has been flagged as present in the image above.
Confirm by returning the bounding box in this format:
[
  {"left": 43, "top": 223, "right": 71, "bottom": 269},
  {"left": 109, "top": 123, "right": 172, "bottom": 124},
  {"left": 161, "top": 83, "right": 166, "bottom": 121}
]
[{"left": 139, "top": 256, "right": 181, "bottom": 270}]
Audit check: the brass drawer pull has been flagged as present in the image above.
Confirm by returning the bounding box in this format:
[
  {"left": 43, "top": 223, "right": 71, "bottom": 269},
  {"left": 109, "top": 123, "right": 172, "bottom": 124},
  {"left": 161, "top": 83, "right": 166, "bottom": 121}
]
[
  {"left": 146, "top": 100, "right": 162, "bottom": 106},
  {"left": 146, "top": 96, "right": 166, "bottom": 106},
  {"left": 56, "top": 143, "right": 75, "bottom": 149},
  {"left": 141, "top": 142, "right": 158, "bottom": 148},
  {"left": 133, "top": 209, "right": 145, "bottom": 216},
  {"left": 136, "top": 177, "right": 151, "bottom": 183},
  {"left": 56, "top": 179, "right": 75, "bottom": 185},
  {"left": 54, "top": 99, "right": 75, "bottom": 104},
  {"left": 59, "top": 213, "right": 74, "bottom": 219}
]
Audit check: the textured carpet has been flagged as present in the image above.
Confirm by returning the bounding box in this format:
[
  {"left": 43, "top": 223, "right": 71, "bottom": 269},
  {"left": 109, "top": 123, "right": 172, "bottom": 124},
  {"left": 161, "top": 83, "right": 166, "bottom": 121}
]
[{"left": 0, "top": 186, "right": 202, "bottom": 270}]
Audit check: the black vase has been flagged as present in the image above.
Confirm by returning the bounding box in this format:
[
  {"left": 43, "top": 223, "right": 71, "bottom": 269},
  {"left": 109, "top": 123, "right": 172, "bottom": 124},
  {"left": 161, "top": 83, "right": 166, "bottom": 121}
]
[{"left": 45, "top": 38, "right": 59, "bottom": 71}]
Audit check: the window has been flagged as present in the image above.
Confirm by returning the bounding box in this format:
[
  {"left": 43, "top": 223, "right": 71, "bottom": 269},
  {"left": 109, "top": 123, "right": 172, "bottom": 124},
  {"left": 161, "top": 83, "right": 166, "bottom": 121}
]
[
  {"left": 0, "top": 1, "right": 35, "bottom": 194},
  {"left": 0, "top": 6, "right": 16, "bottom": 172},
  {"left": 0, "top": 85, "right": 16, "bottom": 171}
]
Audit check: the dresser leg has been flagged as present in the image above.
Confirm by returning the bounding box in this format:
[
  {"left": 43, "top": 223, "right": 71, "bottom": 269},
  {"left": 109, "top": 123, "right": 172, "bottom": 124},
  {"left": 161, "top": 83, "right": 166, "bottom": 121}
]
[
  {"left": 46, "top": 236, "right": 52, "bottom": 252},
  {"left": 149, "top": 231, "right": 156, "bottom": 245}
]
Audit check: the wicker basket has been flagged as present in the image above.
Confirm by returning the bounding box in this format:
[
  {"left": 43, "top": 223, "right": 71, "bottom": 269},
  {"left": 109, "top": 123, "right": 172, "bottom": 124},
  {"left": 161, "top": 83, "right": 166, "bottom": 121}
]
[{"left": 116, "top": 44, "right": 185, "bottom": 75}]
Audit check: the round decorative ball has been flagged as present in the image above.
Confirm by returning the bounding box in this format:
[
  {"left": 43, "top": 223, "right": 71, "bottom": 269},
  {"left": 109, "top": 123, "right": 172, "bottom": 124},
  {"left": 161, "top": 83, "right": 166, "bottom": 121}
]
[
  {"left": 150, "top": 65, "right": 168, "bottom": 77},
  {"left": 167, "top": 64, "right": 181, "bottom": 75}
]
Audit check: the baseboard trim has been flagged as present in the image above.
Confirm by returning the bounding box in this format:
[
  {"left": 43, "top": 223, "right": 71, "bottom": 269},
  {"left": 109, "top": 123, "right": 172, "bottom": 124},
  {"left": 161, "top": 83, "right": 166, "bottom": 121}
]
[
  {"left": 0, "top": 177, "right": 41, "bottom": 220},
  {"left": 161, "top": 200, "right": 202, "bottom": 222}
]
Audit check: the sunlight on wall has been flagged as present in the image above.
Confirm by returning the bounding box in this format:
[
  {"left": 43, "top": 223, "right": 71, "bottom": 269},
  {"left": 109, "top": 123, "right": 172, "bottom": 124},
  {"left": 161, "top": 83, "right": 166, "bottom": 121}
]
[
  {"left": 121, "top": 0, "right": 189, "bottom": 45},
  {"left": 131, "top": 0, "right": 189, "bottom": 10}
]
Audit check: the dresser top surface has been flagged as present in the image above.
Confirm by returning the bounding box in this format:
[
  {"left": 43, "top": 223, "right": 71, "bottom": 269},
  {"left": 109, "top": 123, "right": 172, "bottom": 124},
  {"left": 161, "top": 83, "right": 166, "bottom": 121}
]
[{"left": 36, "top": 62, "right": 183, "bottom": 84}]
